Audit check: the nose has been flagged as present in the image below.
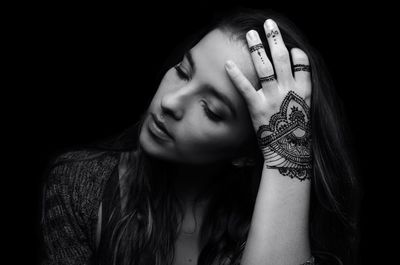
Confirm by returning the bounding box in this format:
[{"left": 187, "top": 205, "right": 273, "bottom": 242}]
[{"left": 160, "top": 85, "right": 191, "bottom": 120}]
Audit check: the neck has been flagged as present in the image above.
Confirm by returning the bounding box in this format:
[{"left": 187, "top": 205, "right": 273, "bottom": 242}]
[
  {"left": 169, "top": 161, "right": 226, "bottom": 208},
  {"left": 168, "top": 162, "right": 227, "bottom": 236}
]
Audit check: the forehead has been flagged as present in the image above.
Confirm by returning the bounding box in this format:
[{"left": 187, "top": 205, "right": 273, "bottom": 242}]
[{"left": 191, "top": 29, "right": 259, "bottom": 94}]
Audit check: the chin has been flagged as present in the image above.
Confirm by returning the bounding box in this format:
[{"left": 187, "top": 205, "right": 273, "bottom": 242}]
[
  {"left": 139, "top": 124, "right": 158, "bottom": 155},
  {"left": 138, "top": 123, "right": 174, "bottom": 161}
]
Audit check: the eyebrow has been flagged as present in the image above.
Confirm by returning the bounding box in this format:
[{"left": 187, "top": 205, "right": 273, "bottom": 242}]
[{"left": 184, "top": 50, "right": 237, "bottom": 118}]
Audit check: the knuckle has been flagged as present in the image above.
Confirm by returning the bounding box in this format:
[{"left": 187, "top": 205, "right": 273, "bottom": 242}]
[
  {"left": 291, "top": 48, "right": 309, "bottom": 64},
  {"left": 274, "top": 49, "right": 290, "bottom": 62},
  {"left": 238, "top": 80, "right": 248, "bottom": 90},
  {"left": 252, "top": 105, "right": 265, "bottom": 118},
  {"left": 299, "top": 84, "right": 312, "bottom": 98},
  {"left": 259, "top": 65, "right": 272, "bottom": 75},
  {"left": 231, "top": 72, "right": 242, "bottom": 82},
  {"left": 238, "top": 80, "right": 251, "bottom": 91},
  {"left": 305, "top": 85, "right": 312, "bottom": 97}
]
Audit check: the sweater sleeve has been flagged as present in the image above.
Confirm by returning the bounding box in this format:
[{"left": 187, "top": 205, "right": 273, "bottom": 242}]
[{"left": 41, "top": 151, "right": 118, "bottom": 265}]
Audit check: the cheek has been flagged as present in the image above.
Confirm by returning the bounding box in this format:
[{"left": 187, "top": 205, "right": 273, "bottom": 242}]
[{"left": 177, "top": 120, "right": 247, "bottom": 157}]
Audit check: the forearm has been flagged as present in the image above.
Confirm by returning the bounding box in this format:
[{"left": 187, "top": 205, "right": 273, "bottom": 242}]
[
  {"left": 225, "top": 18, "right": 314, "bottom": 265},
  {"left": 241, "top": 164, "right": 311, "bottom": 265}
]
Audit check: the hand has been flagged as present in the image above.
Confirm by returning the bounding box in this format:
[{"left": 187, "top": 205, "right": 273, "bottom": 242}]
[{"left": 225, "top": 19, "right": 312, "bottom": 181}]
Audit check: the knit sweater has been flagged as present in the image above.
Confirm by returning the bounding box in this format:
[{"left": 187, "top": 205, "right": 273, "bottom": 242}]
[{"left": 41, "top": 150, "right": 120, "bottom": 265}]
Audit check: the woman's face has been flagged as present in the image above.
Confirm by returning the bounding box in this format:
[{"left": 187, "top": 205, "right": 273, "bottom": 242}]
[{"left": 139, "top": 29, "right": 258, "bottom": 165}]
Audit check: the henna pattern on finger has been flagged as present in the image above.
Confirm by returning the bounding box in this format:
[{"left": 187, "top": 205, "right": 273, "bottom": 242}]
[
  {"left": 266, "top": 30, "right": 279, "bottom": 45},
  {"left": 249, "top": 44, "right": 266, "bottom": 64},
  {"left": 259, "top": 75, "right": 276, "bottom": 83},
  {"left": 256, "top": 91, "right": 312, "bottom": 181},
  {"left": 293, "top": 64, "right": 310, "bottom": 72},
  {"left": 249, "top": 44, "right": 264, "bottom": 53}
]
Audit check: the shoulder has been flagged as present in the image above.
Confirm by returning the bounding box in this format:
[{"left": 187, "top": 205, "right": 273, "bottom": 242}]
[
  {"left": 43, "top": 149, "right": 121, "bottom": 245},
  {"left": 47, "top": 149, "right": 119, "bottom": 184},
  {"left": 45, "top": 150, "right": 120, "bottom": 201},
  {"left": 49, "top": 149, "right": 120, "bottom": 170},
  {"left": 45, "top": 148, "right": 121, "bottom": 207}
]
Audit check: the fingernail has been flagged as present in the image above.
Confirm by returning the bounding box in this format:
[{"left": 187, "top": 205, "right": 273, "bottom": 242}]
[
  {"left": 265, "top": 19, "right": 275, "bottom": 29},
  {"left": 246, "top": 30, "right": 259, "bottom": 42},
  {"left": 225, "top": 60, "right": 235, "bottom": 70}
]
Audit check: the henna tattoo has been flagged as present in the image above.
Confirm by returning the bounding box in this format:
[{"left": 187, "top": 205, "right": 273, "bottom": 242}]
[
  {"left": 256, "top": 91, "right": 312, "bottom": 181},
  {"left": 259, "top": 53, "right": 265, "bottom": 64},
  {"left": 249, "top": 43, "right": 264, "bottom": 53},
  {"left": 293, "top": 64, "right": 310, "bottom": 72},
  {"left": 279, "top": 168, "right": 310, "bottom": 181},
  {"left": 259, "top": 75, "right": 276, "bottom": 83},
  {"left": 266, "top": 29, "right": 279, "bottom": 44},
  {"left": 266, "top": 29, "right": 279, "bottom": 39},
  {"left": 249, "top": 43, "right": 266, "bottom": 64}
]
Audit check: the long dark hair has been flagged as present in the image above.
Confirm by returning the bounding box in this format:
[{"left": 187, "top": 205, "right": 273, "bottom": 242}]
[{"left": 89, "top": 8, "right": 360, "bottom": 265}]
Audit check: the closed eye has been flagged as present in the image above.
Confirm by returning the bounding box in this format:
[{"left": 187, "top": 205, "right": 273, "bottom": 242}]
[
  {"left": 174, "top": 63, "right": 190, "bottom": 81},
  {"left": 201, "top": 100, "right": 223, "bottom": 122},
  {"left": 174, "top": 54, "right": 225, "bottom": 122}
]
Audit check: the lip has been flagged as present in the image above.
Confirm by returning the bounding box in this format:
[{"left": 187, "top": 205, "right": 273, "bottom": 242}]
[{"left": 149, "top": 113, "right": 174, "bottom": 141}]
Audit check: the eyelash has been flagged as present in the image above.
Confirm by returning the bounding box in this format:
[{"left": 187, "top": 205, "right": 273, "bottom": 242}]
[
  {"left": 201, "top": 101, "right": 223, "bottom": 121},
  {"left": 174, "top": 63, "right": 190, "bottom": 81},
  {"left": 174, "top": 63, "right": 222, "bottom": 122}
]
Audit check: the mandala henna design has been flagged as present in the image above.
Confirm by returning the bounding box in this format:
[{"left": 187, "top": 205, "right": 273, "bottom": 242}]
[{"left": 256, "top": 91, "right": 312, "bottom": 181}]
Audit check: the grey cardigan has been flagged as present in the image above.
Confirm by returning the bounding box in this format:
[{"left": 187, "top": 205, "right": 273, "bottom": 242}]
[{"left": 41, "top": 150, "right": 119, "bottom": 265}]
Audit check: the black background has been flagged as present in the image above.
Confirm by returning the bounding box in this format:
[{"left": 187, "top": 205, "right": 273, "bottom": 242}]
[{"left": 8, "top": 1, "right": 395, "bottom": 264}]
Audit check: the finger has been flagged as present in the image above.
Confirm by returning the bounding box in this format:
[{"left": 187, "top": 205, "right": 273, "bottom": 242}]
[
  {"left": 225, "top": 60, "right": 260, "bottom": 110},
  {"left": 291, "top": 48, "right": 311, "bottom": 89},
  {"left": 246, "top": 30, "right": 277, "bottom": 93},
  {"left": 264, "top": 19, "right": 293, "bottom": 85}
]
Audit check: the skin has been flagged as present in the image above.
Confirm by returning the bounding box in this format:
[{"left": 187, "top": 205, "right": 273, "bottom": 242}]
[
  {"left": 137, "top": 31, "right": 267, "bottom": 255},
  {"left": 139, "top": 29, "right": 258, "bottom": 167},
  {"left": 138, "top": 29, "right": 260, "bottom": 209},
  {"left": 225, "top": 19, "right": 312, "bottom": 265},
  {"left": 138, "top": 19, "right": 312, "bottom": 264}
]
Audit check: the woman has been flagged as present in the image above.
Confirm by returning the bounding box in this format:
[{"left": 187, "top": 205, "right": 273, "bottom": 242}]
[{"left": 41, "top": 8, "right": 360, "bottom": 265}]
